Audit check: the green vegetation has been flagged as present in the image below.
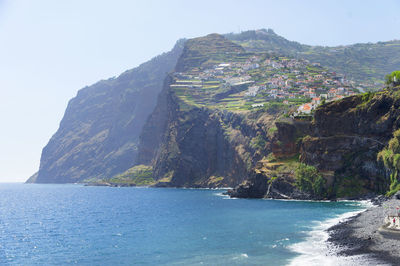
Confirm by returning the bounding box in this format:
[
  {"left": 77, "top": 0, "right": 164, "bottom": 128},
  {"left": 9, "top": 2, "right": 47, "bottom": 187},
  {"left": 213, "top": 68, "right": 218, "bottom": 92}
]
[
  {"left": 265, "top": 152, "right": 277, "bottom": 162},
  {"left": 385, "top": 70, "right": 400, "bottom": 86},
  {"left": 266, "top": 154, "right": 300, "bottom": 173},
  {"left": 377, "top": 129, "right": 400, "bottom": 196},
  {"left": 361, "top": 91, "right": 374, "bottom": 102},
  {"left": 107, "top": 165, "right": 155, "bottom": 186},
  {"left": 355, "top": 91, "right": 377, "bottom": 110},
  {"left": 267, "top": 126, "right": 278, "bottom": 136},
  {"left": 250, "top": 135, "right": 267, "bottom": 150},
  {"left": 207, "top": 176, "right": 224, "bottom": 185},
  {"left": 264, "top": 102, "right": 288, "bottom": 114},
  {"left": 295, "top": 163, "right": 326, "bottom": 197}
]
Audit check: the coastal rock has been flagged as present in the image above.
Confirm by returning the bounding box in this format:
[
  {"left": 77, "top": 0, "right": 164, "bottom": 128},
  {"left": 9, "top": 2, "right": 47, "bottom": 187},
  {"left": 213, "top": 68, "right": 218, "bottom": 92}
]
[
  {"left": 394, "top": 191, "right": 400, "bottom": 200},
  {"left": 227, "top": 164, "right": 314, "bottom": 200}
]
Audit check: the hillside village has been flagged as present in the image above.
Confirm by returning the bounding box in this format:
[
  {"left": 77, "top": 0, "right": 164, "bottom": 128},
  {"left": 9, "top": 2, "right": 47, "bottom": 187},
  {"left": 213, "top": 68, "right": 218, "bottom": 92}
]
[{"left": 171, "top": 53, "right": 370, "bottom": 114}]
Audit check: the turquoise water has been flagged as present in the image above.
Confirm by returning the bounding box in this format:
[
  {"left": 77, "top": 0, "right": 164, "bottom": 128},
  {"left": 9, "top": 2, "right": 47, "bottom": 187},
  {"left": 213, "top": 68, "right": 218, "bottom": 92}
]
[{"left": 0, "top": 184, "right": 365, "bottom": 265}]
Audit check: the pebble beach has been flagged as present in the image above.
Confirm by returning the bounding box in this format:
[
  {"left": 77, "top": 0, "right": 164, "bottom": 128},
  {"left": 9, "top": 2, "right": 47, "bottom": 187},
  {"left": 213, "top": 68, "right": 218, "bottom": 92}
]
[{"left": 328, "top": 195, "right": 400, "bottom": 265}]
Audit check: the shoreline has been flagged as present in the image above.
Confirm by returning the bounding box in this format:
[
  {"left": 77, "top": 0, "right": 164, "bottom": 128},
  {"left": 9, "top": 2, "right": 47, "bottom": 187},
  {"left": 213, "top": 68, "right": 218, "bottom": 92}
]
[
  {"left": 287, "top": 201, "right": 378, "bottom": 265},
  {"left": 327, "top": 195, "right": 400, "bottom": 265}
]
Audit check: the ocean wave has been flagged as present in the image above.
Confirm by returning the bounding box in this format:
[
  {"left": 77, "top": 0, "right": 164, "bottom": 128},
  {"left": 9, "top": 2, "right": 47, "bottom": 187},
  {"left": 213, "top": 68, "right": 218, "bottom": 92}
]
[
  {"left": 287, "top": 205, "right": 377, "bottom": 266},
  {"left": 213, "top": 192, "right": 240, "bottom": 200}
]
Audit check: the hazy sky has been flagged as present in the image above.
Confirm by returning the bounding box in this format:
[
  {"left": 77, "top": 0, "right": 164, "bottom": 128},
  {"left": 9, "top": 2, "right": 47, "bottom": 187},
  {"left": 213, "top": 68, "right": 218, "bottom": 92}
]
[{"left": 1, "top": 0, "right": 399, "bottom": 182}]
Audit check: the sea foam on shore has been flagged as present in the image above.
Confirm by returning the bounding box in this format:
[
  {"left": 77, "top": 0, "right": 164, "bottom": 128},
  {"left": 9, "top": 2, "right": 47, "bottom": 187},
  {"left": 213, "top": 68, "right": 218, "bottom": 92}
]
[{"left": 287, "top": 201, "right": 381, "bottom": 266}]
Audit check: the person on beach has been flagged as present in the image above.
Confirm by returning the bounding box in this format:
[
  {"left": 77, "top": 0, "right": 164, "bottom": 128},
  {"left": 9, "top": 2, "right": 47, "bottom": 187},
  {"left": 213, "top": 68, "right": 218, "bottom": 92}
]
[{"left": 394, "top": 218, "right": 396, "bottom": 227}]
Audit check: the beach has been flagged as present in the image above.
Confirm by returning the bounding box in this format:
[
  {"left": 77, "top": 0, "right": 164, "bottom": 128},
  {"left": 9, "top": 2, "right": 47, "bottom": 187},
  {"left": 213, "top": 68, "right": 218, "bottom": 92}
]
[{"left": 328, "top": 195, "right": 400, "bottom": 265}]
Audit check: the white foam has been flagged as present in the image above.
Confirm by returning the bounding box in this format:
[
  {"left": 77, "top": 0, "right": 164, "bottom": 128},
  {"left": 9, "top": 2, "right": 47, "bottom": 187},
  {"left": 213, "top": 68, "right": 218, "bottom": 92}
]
[
  {"left": 287, "top": 201, "right": 381, "bottom": 266},
  {"left": 213, "top": 192, "right": 241, "bottom": 199}
]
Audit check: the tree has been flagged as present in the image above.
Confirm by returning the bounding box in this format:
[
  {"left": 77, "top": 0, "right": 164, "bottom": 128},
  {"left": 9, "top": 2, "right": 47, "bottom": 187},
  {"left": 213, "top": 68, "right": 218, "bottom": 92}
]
[
  {"left": 295, "top": 163, "right": 326, "bottom": 197},
  {"left": 385, "top": 71, "right": 400, "bottom": 86},
  {"left": 377, "top": 129, "right": 400, "bottom": 195}
]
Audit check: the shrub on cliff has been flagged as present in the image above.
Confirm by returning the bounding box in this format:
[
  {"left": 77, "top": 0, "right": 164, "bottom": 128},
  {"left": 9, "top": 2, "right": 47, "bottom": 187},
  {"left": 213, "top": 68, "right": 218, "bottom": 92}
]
[
  {"left": 295, "top": 163, "right": 326, "bottom": 197},
  {"left": 377, "top": 129, "right": 400, "bottom": 196},
  {"left": 108, "top": 165, "right": 154, "bottom": 186},
  {"left": 385, "top": 71, "right": 400, "bottom": 86}
]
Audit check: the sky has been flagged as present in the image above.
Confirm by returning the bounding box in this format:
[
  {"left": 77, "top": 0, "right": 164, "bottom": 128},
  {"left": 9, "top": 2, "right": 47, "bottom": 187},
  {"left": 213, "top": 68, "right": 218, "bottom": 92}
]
[{"left": 0, "top": 0, "right": 399, "bottom": 182}]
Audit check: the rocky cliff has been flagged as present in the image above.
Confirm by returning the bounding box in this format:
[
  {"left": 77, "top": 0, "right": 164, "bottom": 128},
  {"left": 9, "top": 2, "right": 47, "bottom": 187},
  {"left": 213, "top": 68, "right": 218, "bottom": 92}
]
[
  {"left": 229, "top": 87, "right": 400, "bottom": 199},
  {"left": 33, "top": 40, "right": 184, "bottom": 183}
]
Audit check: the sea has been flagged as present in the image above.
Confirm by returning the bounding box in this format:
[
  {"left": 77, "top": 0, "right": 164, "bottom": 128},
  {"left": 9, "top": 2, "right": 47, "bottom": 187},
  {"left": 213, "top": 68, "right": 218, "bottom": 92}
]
[{"left": 0, "top": 183, "right": 370, "bottom": 265}]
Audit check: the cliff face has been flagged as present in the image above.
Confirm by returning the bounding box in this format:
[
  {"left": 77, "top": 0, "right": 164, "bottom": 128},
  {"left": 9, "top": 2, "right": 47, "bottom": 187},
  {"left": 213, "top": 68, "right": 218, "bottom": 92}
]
[
  {"left": 301, "top": 90, "right": 400, "bottom": 196},
  {"left": 152, "top": 106, "right": 276, "bottom": 187},
  {"left": 34, "top": 41, "right": 184, "bottom": 183},
  {"left": 139, "top": 97, "right": 277, "bottom": 187},
  {"left": 229, "top": 88, "right": 400, "bottom": 199}
]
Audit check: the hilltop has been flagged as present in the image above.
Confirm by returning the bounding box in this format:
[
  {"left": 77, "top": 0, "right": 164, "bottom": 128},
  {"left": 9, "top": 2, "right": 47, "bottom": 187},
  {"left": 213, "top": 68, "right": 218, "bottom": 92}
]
[
  {"left": 175, "top": 33, "right": 244, "bottom": 72},
  {"left": 227, "top": 29, "right": 400, "bottom": 84}
]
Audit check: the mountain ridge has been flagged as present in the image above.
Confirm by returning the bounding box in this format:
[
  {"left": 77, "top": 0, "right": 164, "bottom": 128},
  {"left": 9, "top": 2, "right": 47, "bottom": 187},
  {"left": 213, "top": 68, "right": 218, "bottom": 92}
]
[{"left": 227, "top": 29, "right": 400, "bottom": 84}]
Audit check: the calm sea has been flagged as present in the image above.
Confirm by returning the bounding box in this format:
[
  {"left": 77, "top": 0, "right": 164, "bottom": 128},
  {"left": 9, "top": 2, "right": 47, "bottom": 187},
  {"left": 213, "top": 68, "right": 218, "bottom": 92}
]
[{"left": 0, "top": 184, "right": 367, "bottom": 265}]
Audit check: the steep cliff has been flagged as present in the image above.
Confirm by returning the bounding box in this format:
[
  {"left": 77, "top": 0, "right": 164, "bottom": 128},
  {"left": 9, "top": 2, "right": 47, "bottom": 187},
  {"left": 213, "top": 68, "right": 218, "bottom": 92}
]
[
  {"left": 229, "top": 86, "right": 400, "bottom": 199},
  {"left": 33, "top": 40, "right": 184, "bottom": 183}
]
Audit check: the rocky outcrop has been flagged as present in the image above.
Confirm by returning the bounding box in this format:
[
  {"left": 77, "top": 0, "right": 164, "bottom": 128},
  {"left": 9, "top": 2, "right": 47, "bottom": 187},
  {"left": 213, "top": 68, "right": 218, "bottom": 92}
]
[
  {"left": 33, "top": 40, "right": 184, "bottom": 183},
  {"left": 228, "top": 176, "right": 313, "bottom": 200},
  {"left": 227, "top": 162, "right": 313, "bottom": 200},
  {"left": 271, "top": 118, "right": 311, "bottom": 158}
]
